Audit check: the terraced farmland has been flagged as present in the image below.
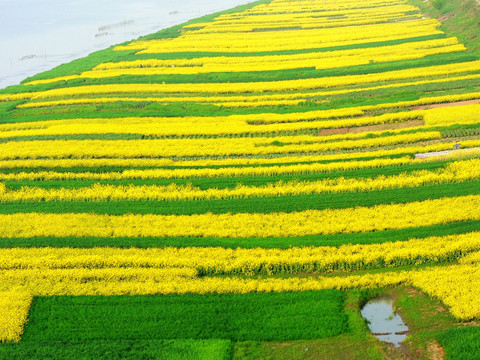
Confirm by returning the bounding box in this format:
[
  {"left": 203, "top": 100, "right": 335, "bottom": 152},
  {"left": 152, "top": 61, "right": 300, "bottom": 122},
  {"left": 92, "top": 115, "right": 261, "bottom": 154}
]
[{"left": 1, "top": 0, "right": 480, "bottom": 358}]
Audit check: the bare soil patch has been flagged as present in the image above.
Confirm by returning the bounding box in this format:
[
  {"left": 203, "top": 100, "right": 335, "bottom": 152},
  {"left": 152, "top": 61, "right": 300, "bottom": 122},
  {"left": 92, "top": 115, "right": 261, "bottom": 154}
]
[
  {"left": 405, "top": 288, "right": 420, "bottom": 297},
  {"left": 454, "top": 320, "right": 480, "bottom": 326},
  {"left": 317, "top": 128, "right": 350, "bottom": 136},
  {"left": 317, "top": 119, "right": 424, "bottom": 136},
  {"left": 427, "top": 340, "right": 445, "bottom": 360},
  {"left": 439, "top": 12, "right": 456, "bottom": 21},
  {"left": 350, "top": 119, "right": 425, "bottom": 133}
]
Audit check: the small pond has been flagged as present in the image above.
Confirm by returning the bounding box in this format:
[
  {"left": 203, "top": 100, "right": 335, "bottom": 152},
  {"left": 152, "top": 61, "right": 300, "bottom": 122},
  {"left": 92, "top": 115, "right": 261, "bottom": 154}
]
[{"left": 360, "top": 296, "right": 409, "bottom": 347}]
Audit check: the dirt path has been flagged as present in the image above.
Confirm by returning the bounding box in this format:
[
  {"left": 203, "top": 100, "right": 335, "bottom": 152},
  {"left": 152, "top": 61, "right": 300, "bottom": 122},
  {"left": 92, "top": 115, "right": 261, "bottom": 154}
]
[
  {"left": 317, "top": 119, "right": 424, "bottom": 136},
  {"left": 415, "top": 147, "right": 480, "bottom": 159},
  {"left": 412, "top": 98, "right": 480, "bottom": 110},
  {"left": 427, "top": 341, "right": 445, "bottom": 360},
  {"left": 454, "top": 320, "right": 480, "bottom": 326}
]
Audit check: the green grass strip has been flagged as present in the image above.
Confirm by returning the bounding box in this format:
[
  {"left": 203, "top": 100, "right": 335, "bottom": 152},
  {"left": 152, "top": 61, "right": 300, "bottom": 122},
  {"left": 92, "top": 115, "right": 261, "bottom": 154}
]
[
  {"left": 2, "top": 219, "right": 480, "bottom": 249},
  {"left": 437, "top": 326, "right": 480, "bottom": 360},
  {"left": 0, "top": 121, "right": 471, "bottom": 143},
  {"left": 2, "top": 160, "right": 448, "bottom": 190},
  {"left": 21, "top": 51, "right": 475, "bottom": 89},
  {"left": 4, "top": 76, "right": 479, "bottom": 127},
  {"left": 2, "top": 47, "right": 473, "bottom": 97},
  {"left": 105, "top": 34, "right": 450, "bottom": 59},
  {"left": 22, "top": 291, "right": 347, "bottom": 342},
  {"left": 0, "top": 153, "right": 415, "bottom": 174},
  {"left": 0, "top": 340, "right": 233, "bottom": 360},
  {"left": 2, "top": 180, "right": 479, "bottom": 215}
]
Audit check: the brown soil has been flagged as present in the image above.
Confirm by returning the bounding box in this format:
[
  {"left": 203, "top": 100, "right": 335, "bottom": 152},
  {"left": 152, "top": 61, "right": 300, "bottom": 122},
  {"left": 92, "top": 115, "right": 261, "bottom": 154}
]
[
  {"left": 427, "top": 340, "right": 445, "bottom": 360},
  {"left": 439, "top": 12, "right": 456, "bottom": 21},
  {"left": 454, "top": 320, "right": 480, "bottom": 326},
  {"left": 412, "top": 98, "right": 480, "bottom": 110},
  {"left": 435, "top": 304, "right": 448, "bottom": 313},
  {"left": 317, "top": 127, "right": 350, "bottom": 136},
  {"left": 350, "top": 119, "right": 425, "bottom": 133},
  {"left": 317, "top": 119, "right": 425, "bottom": 136},
  {"left": 405, "top": 288, "right": 420, "bottom": 297}
]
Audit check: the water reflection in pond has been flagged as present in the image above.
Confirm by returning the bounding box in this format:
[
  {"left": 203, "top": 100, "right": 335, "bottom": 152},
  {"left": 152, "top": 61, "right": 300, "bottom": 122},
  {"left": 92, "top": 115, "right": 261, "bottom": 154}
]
[{"left": 360, "top": 296, "right": 409, "bottom": 347}]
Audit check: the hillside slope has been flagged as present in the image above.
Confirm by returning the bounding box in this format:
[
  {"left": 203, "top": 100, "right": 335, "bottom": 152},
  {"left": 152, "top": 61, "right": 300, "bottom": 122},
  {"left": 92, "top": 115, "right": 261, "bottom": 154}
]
[{"left": 1, "top": 0, "right": 480, "bottom": 359}]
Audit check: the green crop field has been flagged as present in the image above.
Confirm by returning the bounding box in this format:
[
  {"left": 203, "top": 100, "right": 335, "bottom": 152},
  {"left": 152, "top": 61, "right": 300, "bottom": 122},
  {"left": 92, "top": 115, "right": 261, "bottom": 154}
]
[{"left": 1, "top": 0, "right": 480, "bottom": 358}]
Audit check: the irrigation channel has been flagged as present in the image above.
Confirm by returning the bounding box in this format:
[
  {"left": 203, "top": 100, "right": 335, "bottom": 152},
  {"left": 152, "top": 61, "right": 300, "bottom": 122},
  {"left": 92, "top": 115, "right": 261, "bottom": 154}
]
[{"left": 361, "top": 296, "right": 409, "bottom": 347}]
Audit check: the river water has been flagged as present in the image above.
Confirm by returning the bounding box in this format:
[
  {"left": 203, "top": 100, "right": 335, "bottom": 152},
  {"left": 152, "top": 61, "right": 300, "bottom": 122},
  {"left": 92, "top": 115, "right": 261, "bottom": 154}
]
[{"left": 0, "top": 0, "right": 255, "bottom": 89}]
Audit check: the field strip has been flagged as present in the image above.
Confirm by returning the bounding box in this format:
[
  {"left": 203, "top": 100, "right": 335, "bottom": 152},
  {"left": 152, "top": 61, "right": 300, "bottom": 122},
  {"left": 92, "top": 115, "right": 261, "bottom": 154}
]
[
  {"left": 4, "top": 260, "right": 480, "bottom": 343},
  {"left": 0, "top": 232, "right": 478, "bottom": 274},
  {"left": 1, "top": 195, "right": 480, "bottom": 238},
  {"left": 10, "top": 60, "right": 480, "bottom": 96},
  {"left": 1, "top": 158, "right": 479, "bottom": 201}
]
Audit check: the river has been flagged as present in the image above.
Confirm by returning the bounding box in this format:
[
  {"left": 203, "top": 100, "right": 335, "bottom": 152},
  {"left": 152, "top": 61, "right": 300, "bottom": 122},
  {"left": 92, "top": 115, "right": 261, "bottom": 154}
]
[{"left": 0, "top": 0, "right": 255, "bottom": 89}]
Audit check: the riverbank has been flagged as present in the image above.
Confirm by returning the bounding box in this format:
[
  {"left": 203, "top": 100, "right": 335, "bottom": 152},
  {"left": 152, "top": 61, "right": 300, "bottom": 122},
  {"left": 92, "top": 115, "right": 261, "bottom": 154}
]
[{"left": 0, "top": 0, "right": 255, "bottom": 89}]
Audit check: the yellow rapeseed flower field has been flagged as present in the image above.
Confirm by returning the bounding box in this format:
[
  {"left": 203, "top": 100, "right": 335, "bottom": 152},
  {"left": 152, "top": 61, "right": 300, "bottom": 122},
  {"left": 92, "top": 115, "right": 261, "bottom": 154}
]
[{"left": 2, "top": 0, "right": 480, "bottom": 346}]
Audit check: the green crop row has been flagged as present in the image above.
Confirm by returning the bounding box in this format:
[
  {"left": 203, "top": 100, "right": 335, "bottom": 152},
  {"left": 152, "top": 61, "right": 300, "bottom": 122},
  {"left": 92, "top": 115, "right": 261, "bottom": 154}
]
[
  {"left": 3, "top": 159, "right": 445, "bottom": 189},
  {"left": 437, "top": 326, "right": 480, "bottom": 360},
  {"left": 0, "top": 340, "right": 233, "bottom": 360},
  {"left": 2, "top": 180, "right": 479, "bottom": 216},
  {"left": 2, "top": 219, "right": 480, "bottom": 249},
  {"left": 11, "top": 50, "right": 474, "bottom": 92},
  {"left": 0, "top": 153, "right": 417, "bottom": 175},
  {"left": 21, "top": 291, "right": 347, "bottom": 342},
  {"left": 3, "top": 122, "right": 480, "bottom": 145},
  {"left": 3, "top": 77, "right": 479, "bottom": 128}
]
